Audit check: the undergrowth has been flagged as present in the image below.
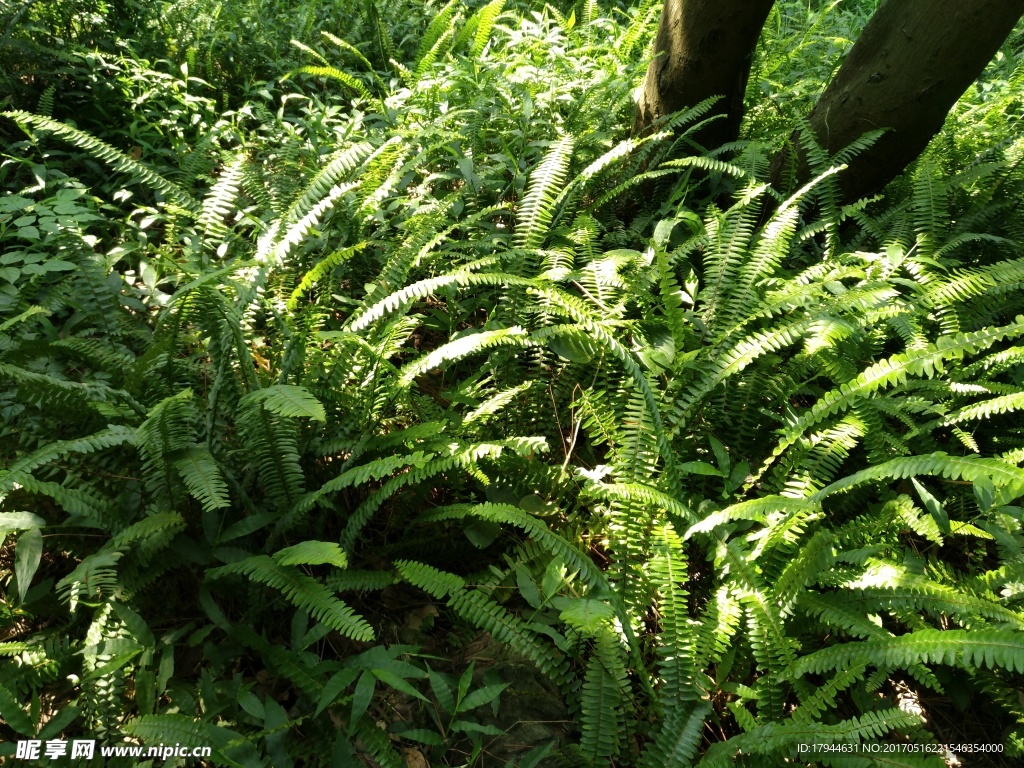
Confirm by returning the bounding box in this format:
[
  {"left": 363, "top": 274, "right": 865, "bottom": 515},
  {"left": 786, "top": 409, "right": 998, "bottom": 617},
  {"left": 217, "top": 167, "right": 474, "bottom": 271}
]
[{"left": 2, "top": 1, "right": 1024, "bottom": 766}]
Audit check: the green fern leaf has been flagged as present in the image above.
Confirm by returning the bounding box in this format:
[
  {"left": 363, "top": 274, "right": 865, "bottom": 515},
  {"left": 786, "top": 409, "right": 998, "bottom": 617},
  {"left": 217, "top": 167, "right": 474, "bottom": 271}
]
[
  {"left": 470, "top": 0, "right": 504, "bottom": 57},
  {"left": 640, "top": 701, "right": 712, "bottom": 768},
  {"left": 209, "top": 556, "right": 373, "bottom": 641},
  {"left": 124, "top": 714, "right": 261, "bottom": 768},
  {"left": 241, "top": 384, "right": 326, "bottom": 421},
  {"left": 580, "top": 631, "right": 628, "bottom": 762},
  {"left": 790, "top": 629, "right": 1024, "bottom": 677},
  {"left": 4, "top": 111, "right": 193, "bottom": 207},
  {"left": 174, "top": 446, "right": 229, "bottom": 512},
  {"left": 286, "top": 66, "right": 372, "bottom": 99},
  {"left": 273, "top": 541, "right": 348, "bottom": 569},
  {"left": 515, "top": 136, "right": 575, "bottom": 252}
]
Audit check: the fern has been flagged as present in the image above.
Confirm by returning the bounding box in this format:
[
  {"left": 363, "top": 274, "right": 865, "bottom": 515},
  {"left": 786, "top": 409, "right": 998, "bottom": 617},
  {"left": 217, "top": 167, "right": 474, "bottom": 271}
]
[
  {"left": 196, "top": 152, "right": 247, "bottom": 257},
  {"left": 515, "top": 136, "right": 575, "bottom": 252},
  {"left": 812, "top": 452, "right": 1024, "bottom": 502},
  {"left": 698, "top": 709, "right": 927, "bottom": 767},
  {"left": 7, "top": 1, "right": 1024, "bottom": 761},
  {"left": 208, "top": 556, "right": 374, "bottom": 641},
  {"left": 469, "top": 0, "right": 504, "bottom": 58},
  {"left": 4, "top": 111, "right": 194, "bottom": 207},
  {"left": 580, "top": 629, "right": 629, "bottom": 763},
  {"left": 414, "top": 0, "right": 461, "bottom": 73},
  {"left": 240, "top": 384, "right": 326, "bottom": 421},
  {"left": 790, "top": 629, "right": 1024, "bottom": 677},
  {"left": 174, "top": 445, "right": 230, "bottom": 512},
  {"left": 396, "top": 560, "right": 571, "bottom": 685},
  {"left": 124, "top": 714, "right": 261, "bottom": 768},
  {"left": 287, "top": 66, "right": 373, "bottom": 99},
  {"left": 1, "top": 426, "right": 136, "bottom": 495}
]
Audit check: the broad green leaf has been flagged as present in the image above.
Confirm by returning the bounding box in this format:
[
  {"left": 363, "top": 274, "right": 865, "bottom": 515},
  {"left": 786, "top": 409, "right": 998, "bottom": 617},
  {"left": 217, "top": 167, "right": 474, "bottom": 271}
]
[
  {"left": 349, "top": 671, "right": 375, "bottom": 733},
  {"left": 373, "top": 668, "right": 428, "bottom": 702},
  {"left": 464, "top": 518, "right": 502, "bottom": 549},
  {"left": 237, "top": 687, "right": 266, "bottom": 720},
  {"left": 449, "top": 720, "right": 505, "bottom": 736},
  {"left": 678, "top": 461, "right": 723, "bottom": 477},
  {"left": 457, "top": 662, "right": 475, "bottom": 705},
  {"left": 81, "top": 650, "right": 142, "bottom": 681},
  {"left": 428, "top": 667, "right": 455, "bottom": 714},
  {"left": 912, "top": 478, "right": 950, "bottom": 534},
  {"left": 549, "top": 334, "right": 594, "bottom": 363},
  {"left": 709, "top": 435, "right": 731, "bottom": 474},
  {"left": 0, "top": 511, "right": 45, "bottom": 532},
  {"left": 218, "top": 512, "right": 279, "bottom": 543},
  {"left": 556, "top": 597, "right": 614, "bottom": 634},
  {"left": 517, "top": 741, "right": 555, "bottom": 768},
  {"left": 38, "top": 705, "right": 79, "bottom": 739},
  {"left": 456, "top": 683, "right": 508, "bottom": 713},
  {"left": 516, "top": 565, "right": 544, "bottom": 609},
  {"left": 541, "top": 559, "right": 566, "bottom": 599},
  {"left": 974, "top": 476, "right": 996, "bottom": 512},
  {"left": 519, "top": 494, "right": 557, "bottom": 515},
  {"left": 0, "top": 682, "right": 35, "bottom": 735},
  {"left": 15, "top": 526, "right": 43, "bottom": 603},
  {"left": 397, "top": 728, "right": 444, "bottom": 746},
  {"left": 110, "top": 602, "right": 156, "bottom": 647}
]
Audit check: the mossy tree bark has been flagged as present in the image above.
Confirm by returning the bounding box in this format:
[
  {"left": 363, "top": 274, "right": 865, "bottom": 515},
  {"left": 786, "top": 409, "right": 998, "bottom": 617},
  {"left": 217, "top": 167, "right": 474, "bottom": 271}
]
[
  {"left": 772, "top": 0, "right": 1024, "bottom": 203},
  {"left": 633, "top": 0, "right": 776, "bottom": 146}
]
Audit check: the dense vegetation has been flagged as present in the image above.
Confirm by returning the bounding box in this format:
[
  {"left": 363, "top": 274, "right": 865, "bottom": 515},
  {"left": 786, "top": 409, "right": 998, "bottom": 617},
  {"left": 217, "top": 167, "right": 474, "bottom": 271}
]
[{"left": 2, "top": 0, "right": 1024, "bottom": 765}]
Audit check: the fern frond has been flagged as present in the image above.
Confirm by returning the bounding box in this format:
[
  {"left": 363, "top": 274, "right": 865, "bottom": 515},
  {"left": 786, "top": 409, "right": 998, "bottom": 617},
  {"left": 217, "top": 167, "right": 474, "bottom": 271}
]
[
  {"left": 320, "top": 31, "right": 376, "bottom": 73},
  {"left": 397, "top": 327, "right": 533, "bottom": 387},
  {"left": 790, "top": 628, "right": 1024, "bottom": 677},
  {"left": 639, "top": 700, "right": 712, "bottom": 768},
  {"left": 774, "top": 529, "right": 836, "bottom": 616},
  {"left": 396, "top": 560, "right": 570, "bottom": 684},
  {"left": 174, "top": 445, "right": 229, "bottom": 512},
  {"left": 812, "top": 452, "right": 1024, "bottom": 502},
  {"left": 197, "top": 153, "right": 246, "bottom": 253},
  {"left": 515, "top": 136, "right": 575, "bottom": 252},
  {"left": 287, "top": 242, "right": 369, "bottom": 310},
  {"left": 326, "top": 570, "right": 396, "bottom": 593},
  {"left": 469, "top": 0, "right": 504, "bottom": 57},
  {"left": 580, "top": 629, "right": 629, "bottom": 763},
  {"left": 286, "top": 66, "right": 372, "bottom": 99},
  {"left": 648, "top": 524, "right": 705, "bottom": 706},
  {"left": 240, "top": 384, "right": 326, "bottom": 421},
  {"left": 272, "top": 541, "right": 348, "bottom": 569},
  {"left": 697, "top": 708, "right": 925, "bottom": 767},
  {"left": 945, "top": 391, "right": 1024, "bottom": 426},
  {"left": 124, "top": 714, "right": 260, "bottom": 767},
  {"left": 208, "top": 556, "right": 373, "bottom": 641},
  {"left": 339, "top": 439, "right": 547, "bottom": 550},
  {"left": 686, "top": 497, "right": 813, "bottom": 540},
  {"left": 1, "top": 426, "right": 136, "bottom": 496},
  {"left": 583, "top": 483, "right": 694, "bottom": 527},
  {"left": 418, "top": 503, "right": 607, "bottom": 591},
  {"left": 108, "top": 512, "right": 186, "bottom": 552},
  {"left": 415, "top": 0, "right": 461, "bottom": 71},
  {"left": 4, "top": 111, "right": 194, "bottom": 207},
  {"left": 257, "top": 181, "right": 358, "bottom": 266},
  {"left": 57, "top": 552, "right": 123, "bottom": 611},
  {"left": 766, "top": 318, "right": 1024, "bottom": 472}
]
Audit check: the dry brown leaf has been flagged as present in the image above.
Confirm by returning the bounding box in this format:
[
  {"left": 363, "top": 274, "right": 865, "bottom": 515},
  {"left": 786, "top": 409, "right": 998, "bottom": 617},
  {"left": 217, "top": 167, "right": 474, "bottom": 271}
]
[{"left": 403, "top": 747, "right": 430, "bottom": 768}]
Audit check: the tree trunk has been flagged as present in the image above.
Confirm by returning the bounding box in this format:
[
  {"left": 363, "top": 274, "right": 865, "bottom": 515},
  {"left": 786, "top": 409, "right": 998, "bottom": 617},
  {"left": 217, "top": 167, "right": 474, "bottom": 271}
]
[
  {"left": 773, "top": 0, "right": 1024, "bottom": 203},
  {"left": 633, "top": 0, "right": 776, "bottom": 147}
]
